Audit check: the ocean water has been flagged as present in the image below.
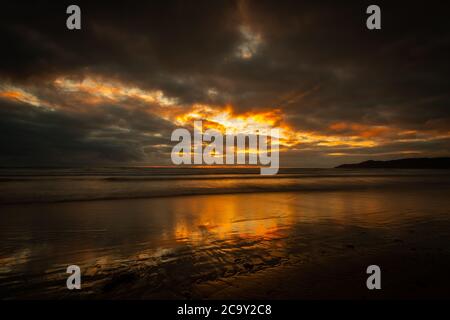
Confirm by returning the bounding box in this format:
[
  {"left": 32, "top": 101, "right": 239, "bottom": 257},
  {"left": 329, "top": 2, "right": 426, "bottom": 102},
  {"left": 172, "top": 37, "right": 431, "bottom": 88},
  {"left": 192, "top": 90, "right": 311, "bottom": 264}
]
[
  {"left": 1, "top": 168, "right": 450, "bottom": 299},
  {"left": 0, "top": 167, "right": 449, "bottom": 204}
]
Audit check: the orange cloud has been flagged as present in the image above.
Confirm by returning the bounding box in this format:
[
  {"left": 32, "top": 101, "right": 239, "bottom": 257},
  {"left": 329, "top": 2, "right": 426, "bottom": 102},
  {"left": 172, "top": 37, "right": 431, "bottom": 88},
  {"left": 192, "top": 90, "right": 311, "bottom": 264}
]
[
  {"left": 53, "top": 76, "right": 178, "bottom": 107},
  {"left": 0, "top": 86, "right": 43, "bottom": 107},
  {"left": 329, "top": 121, "right": 391, "bottom": 138},
  {"left": 2, "top": 75, "right": 448, "bottom": 159},
  {"left": 170, "top": 104, "right": 387, "bottom": 149}
]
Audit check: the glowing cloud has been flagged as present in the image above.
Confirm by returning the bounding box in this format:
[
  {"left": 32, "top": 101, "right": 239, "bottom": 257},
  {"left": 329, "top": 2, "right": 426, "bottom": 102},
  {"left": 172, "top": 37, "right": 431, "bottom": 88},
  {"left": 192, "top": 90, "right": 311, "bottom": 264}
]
[
  {"left": 54, "top": 76, "right": 178, "bottom": 106},
  {"left": 0, "top": 85, "right": 45, "bottom": 108},
  {"left": 236, "top": 25, "right": 262, "bottom": 60}
]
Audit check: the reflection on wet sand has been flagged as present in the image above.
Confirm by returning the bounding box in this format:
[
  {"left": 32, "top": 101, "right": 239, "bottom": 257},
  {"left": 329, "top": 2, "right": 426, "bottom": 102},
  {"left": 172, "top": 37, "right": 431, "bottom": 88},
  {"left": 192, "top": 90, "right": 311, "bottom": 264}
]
[{"left": 1, "top": 189, "right": 450, "bottom": 299}]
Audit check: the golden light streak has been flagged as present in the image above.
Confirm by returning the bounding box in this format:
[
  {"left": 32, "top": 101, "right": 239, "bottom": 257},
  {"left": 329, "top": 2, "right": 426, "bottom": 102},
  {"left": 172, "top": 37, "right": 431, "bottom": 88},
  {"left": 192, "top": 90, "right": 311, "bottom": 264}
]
[
  {"left": 172, "top": 104, "right": 384, "bottom": 149},
  {"left": 328, "top": 150, "right": 423, "bottom": 157},
  {"left": 0, "top": 85, "right": 44, "bottom": 107},
  {"left": 329, "top": 122, "right": 391, "bottom": 138},
  {"left": 3, "top": 74, "right": 448, "bottom": 158},
  {"left": 54, "top": 76, "right": 177, "bottom": 106}
]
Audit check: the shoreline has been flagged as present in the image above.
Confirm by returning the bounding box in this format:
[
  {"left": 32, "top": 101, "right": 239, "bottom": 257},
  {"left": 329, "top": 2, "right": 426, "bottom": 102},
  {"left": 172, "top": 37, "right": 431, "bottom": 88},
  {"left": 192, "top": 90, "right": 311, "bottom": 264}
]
[
  {"left": 1, "top": 189, "right": 450, "bottom": 299},
  {"left": 2, "top": 173, "right": 450, "bottom": 206}
]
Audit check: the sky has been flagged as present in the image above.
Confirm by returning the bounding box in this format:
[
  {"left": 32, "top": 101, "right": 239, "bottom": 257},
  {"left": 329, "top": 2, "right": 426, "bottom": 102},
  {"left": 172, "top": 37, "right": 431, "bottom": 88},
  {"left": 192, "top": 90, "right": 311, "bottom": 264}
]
[{"left": 0, "top": 0, "right": 449, "bottom": 167}]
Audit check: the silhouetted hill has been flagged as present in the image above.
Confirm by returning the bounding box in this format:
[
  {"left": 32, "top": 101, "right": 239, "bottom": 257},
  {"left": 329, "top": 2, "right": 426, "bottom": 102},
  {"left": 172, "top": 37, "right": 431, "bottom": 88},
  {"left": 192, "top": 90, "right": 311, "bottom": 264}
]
[{"left": 335, "top": 157, "right": 450, "bottom": 169}]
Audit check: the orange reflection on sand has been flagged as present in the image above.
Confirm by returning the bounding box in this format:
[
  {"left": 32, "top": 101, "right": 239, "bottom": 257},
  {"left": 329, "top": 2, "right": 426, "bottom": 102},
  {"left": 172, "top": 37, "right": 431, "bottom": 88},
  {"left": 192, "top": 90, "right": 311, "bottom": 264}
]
[{"left": 171, "top": 193, "right": 297, "bottom": 243}]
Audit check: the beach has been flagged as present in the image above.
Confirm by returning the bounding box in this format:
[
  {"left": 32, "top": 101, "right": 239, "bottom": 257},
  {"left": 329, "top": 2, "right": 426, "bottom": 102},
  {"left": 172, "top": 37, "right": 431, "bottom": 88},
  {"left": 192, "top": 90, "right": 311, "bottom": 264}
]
[{"left": 1, "top": 168, "right": 450, "bottom": 299}]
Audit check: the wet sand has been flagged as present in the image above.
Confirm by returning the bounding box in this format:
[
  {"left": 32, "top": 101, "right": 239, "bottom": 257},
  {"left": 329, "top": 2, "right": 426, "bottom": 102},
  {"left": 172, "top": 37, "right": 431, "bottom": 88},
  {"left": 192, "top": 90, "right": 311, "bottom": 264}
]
[
  {"left": 1, "top": 188, "right": 450, "bottom": 299},
  {"left": 197, "top": 245, "right": 450, "bottom": 300}
]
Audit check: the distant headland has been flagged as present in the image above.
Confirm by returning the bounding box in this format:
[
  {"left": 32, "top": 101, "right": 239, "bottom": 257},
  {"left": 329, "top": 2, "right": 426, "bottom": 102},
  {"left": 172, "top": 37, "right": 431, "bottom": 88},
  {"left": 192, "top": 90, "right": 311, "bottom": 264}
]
[{"left": 336, "top": 157, "right": 450, "bottom": 169}]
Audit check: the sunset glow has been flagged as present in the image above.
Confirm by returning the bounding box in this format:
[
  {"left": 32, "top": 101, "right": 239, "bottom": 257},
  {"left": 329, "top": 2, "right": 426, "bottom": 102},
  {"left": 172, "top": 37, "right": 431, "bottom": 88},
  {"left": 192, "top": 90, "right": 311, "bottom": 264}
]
[
  {"left": 1, "top": 1, "right": 450, "bottom": 303},
  {"left": 2, "top": 74, "right": 449, "bottom": 166},
  {"left": 54, "top": 77, "right": 178, "bottom": 106}
]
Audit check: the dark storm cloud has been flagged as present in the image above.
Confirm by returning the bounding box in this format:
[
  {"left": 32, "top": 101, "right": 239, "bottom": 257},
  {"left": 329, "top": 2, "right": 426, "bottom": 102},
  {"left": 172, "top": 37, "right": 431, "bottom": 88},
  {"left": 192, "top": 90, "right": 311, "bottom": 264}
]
[
  {"left": 0, "top": 97, "right": 175, "bottom": 166},
  {"left": 236, "top": 1, "right": 450, "bottom": 131},
  {"left": 0, "top": 0, "right": 449, "bottom": 166},
  {"left": 0, "top": 0, "right": 241, "bottom": 100}
]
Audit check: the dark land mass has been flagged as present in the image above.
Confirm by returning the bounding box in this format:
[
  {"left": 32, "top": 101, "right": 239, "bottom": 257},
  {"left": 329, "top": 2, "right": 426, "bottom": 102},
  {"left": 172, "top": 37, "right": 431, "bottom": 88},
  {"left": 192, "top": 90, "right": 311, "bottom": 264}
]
[{"left": 336, "top": 157, "right": 450, "bottom": 169}]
